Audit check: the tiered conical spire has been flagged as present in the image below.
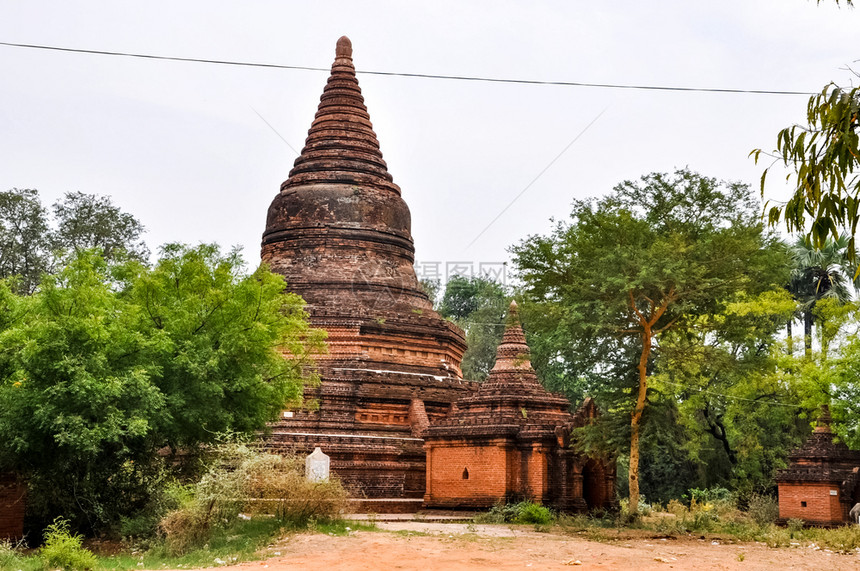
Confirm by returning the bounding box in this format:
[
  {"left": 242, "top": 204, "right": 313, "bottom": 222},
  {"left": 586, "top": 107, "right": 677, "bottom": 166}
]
[
  {"left": 480, "top": 301, "right": 547, "bottom": 394},
  {"left": 786, "top": 404, "right": 860, "bottom": 464},
  {"left": 814, "top": 404, "right": 833, "bottom": 433},
  {"left": 262, "top": 36, "right": 467, "bottom": 377},
  {"left": 282, "top": 36, "right": 400, "bottom": 195},
  {"left": 427, "top": 300, "right": 572, "bottom": 437}
]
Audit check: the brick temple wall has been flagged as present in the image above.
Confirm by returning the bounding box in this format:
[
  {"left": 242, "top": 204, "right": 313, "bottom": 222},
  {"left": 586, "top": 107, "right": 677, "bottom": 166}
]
[
  {"left": 524, "top": 447, "right": 549, "bottom": 501},
  {"left": 425, "top": 441, "right": 517, "bottom": 507},
  {"left": 0, "top": 473, "right": 25, "bottom": 540},
  {"left": 778, "top": 482, "right": 845, "bottom": 525}
]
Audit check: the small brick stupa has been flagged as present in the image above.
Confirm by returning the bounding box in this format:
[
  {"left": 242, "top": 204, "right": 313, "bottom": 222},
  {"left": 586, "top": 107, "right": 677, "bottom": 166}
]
[
  {"left": 776, "top": 405, "right": 860, "bottom": 526},
  {"left": 423, "top": 302, "right": 616, "bottom": 511},
  {"left": 261, "top": 37, "right": 475, "bottom": 509}
]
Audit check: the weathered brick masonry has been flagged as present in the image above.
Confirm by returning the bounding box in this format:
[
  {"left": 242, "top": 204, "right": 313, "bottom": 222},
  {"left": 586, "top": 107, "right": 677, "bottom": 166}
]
[
  {"left": 424, "top": 303, "right": 617, "bottom": 512},
  {"left": 776, "top": 406, "right": 860, "bottom": 526},
  {"left": 260, "top": 37, "right": 615, "bottom": 511},
  {"left": 260, "top": 37, "right": 476, "bottom": 504},
  {"left": 0, "top": 472, "right": 25, "bottom": 540}
]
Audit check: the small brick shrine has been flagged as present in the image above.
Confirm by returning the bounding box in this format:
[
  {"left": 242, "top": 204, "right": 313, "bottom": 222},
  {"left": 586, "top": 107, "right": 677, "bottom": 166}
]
[
  {"left": 261, "top": 37, "right": 475, "bottom": 507},
  {"left": 424, "top": 302, "right": 617, "bottom": 511},
  {"left": 776, "top": 406, "right": 860, "bottom": 526}
]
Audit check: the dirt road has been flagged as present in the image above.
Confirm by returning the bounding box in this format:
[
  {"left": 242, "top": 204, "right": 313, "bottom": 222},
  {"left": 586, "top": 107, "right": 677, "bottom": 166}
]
[{"left": 170, "top": 521, "right": 859, "bottom": 571}]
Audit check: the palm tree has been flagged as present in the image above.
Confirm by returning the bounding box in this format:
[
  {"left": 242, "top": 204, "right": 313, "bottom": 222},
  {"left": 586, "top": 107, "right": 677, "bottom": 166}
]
[{"left": 786, "top": 235, "right": 859, "bottom": 355}]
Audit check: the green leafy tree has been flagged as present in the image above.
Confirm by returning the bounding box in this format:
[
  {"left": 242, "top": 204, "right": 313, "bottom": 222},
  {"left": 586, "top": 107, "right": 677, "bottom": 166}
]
[
  {"left": 0, "top": 188, "right": 52, "bottom": 294},
  {"left": 439, "top": 275, "right": 509, "bottom": 381},
  {"left": 0, "top": 188, "right": 149, "bottom": 294},
  {"left": 754, "top": 0, "right": 858, "bottom": 259},
  {"left": 52, "top": 191, "right": 149, "bottom": 261},
  {"left": 786, "top": 235, "right": 858, "bottom": 355},
  {"left": 0, "top": 246, "right": 323, "bottom": 532},
  {"left": 419, "top": 278, "right": 441, "bottom": 308},
  {"left": 654, "top": 290, "right": 810, "bottom": 496},
  {"left": 512, "top": 169, "right": 786, "bottom": 511}
]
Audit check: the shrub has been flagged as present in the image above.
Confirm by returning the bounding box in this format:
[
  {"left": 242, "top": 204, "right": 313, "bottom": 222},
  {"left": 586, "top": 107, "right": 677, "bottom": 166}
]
[
  {"left": 786, "top": 518, "right": 804, "bottom": 535},
  {"left": 474, "top": 502, "right": 519, "bottom": 524},
  {"left": 158, "top": 504, "right": 213, "bottom": 556},
  {"left": 120, "top": 480, "right": 195, "bottom": 541},
  {"left": 666, "top": 499, "right": 687, "bottom": 517},
  {"left": 223, "top": 449, "right": 346, "bottom": 524},
  {"left": 747, "top": 493, "right": 779, "bottom": 525},
  {"left": 515, "top": 502, "right": 553, "bottom": 525},
  {"left": 40, "top": 517, "right": 98, "bottom": 571},
  {"left": 158, "top": 444, "right": 347, "bottom": 554},
  {"left": 689, "top": 509, "right": 717, "bottom": 532},
  {"left": 618, "top": 496, "right": 652, "bottom": 518},
  {"left": 474, "top": 501, "right": 554, "bottom": 525},
  {"left": 688, "top": 487, "right": 732, "bottom": 504}
]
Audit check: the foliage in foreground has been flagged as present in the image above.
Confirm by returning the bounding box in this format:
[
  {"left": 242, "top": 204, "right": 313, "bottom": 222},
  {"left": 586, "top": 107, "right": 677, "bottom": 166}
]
[
  {"left": 473, "top": 493, "right": 860, "bottom": 555},
  {"left": 0, "top": 445, "right": 355, "bottom": 570},
  {"left": 39, "top": 517, "right": 99, "bottom": 571},
  {"left": 158, "top": 444, "right": 348, "bottom": 555},
  {"left": 0, "top": 246, "right": 325, "bottom": 534},
  {"left": 474, "top": 501, "right": 553, "bottom": 525},
  {"left": 755, "top": 81, "right": 860, "bottom": 262}
]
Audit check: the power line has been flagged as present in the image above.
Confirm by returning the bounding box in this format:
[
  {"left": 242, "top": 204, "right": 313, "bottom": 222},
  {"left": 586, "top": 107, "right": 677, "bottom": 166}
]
[
  {"left": 465, "top": 107, "right": 608, "bottom": 250},
  {"left": 658, "top": 377, "right": 804, "bottom": 409},
  {"left": 0, "top": 41, "right": 815, "bottom": 96}
]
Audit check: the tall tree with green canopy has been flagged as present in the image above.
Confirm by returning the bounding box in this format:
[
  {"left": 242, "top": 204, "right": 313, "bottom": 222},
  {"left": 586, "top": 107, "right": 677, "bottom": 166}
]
[
  {"left": 0, "top": 245, "right": 324, "bottom": 532},
  {"left": 52, "top": 191, "right": 150, "bottom": 261},
  {"left": 786, "top": 234, "right": 858, "bottom": 355},
  {"left": 511, "top": 169, "right": 787, "bottom": 512},
  {"left": 653, "top": 290, "right": 809, "bottom": 497},
  {"left": 0, "top": 188, "right": 52, "bottom": 294},
  {"left": 0, "top": 188, "right": 150, "bottom": 294},
  {"left": 438, "top": 275, "right": 509, "bottom": 381}
]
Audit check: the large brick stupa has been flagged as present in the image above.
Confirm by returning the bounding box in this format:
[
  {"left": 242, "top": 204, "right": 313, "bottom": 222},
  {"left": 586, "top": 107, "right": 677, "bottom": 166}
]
[{"left": 261, "top": 37, "right": 475, "bottom": 507}]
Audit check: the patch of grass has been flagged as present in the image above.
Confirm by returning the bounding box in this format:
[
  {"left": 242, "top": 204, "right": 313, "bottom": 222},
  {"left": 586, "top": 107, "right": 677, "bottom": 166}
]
[
  {"left": 0, "top": 539, "right": 43, "bottom": 571},
  {"left": 801, "top": 524, "right": 860, "bottom": 554},
  {"left": 97, "top": 517, "right": 286, "bottom": 570},
  {"left": 310, "top": 518, "right": 377, "bottom": 536},
  {"left": 391, "top": 529, "right": 432, "bottom": 538}
]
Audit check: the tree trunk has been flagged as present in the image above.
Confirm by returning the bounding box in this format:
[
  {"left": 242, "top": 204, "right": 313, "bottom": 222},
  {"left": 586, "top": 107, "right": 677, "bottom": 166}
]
[
  {"left": 629, "top": 323, "right": 652, "bottom": 518},
  {"left": 703, "top": 405, "right": 737, "bottom": 465},
  {"left": 804, "top": 310, "right": 813, "bottom": 357},
  {"left": 786, "top": 320, "right": 793, "bottom": 356}
]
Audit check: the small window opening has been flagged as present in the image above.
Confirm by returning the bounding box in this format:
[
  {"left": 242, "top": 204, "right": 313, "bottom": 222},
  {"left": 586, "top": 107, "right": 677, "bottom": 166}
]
[
  {"left": 462, "top": 467, "right": 469, "bottom": 480},
  {"left": 801, "top": 501, "right": 807, "bottom": 507}
]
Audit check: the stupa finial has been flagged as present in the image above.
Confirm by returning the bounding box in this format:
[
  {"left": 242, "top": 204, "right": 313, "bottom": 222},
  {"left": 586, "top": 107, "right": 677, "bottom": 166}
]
[
  {"left": 336, "top": 36, "right": 352, "bottom": 58},
  {"left": 814, "top": 403, "right": 833, "bottom": 433}
]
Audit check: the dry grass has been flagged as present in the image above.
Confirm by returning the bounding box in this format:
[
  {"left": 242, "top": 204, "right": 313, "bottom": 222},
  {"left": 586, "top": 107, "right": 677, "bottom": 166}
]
[{"left": 159, "top": 444, "right": 347, "bottom": 555}]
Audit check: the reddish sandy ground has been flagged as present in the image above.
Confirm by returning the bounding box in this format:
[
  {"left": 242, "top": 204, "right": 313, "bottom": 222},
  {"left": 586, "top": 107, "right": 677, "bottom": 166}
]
[{"left": 170, "top": 522, "right": 859, "bottom": 571}]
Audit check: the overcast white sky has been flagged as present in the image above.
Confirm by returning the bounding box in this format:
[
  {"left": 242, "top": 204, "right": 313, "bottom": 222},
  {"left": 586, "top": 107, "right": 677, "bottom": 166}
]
[{"left": 1, "top": 1, "right": 858, "bottom": 283}]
